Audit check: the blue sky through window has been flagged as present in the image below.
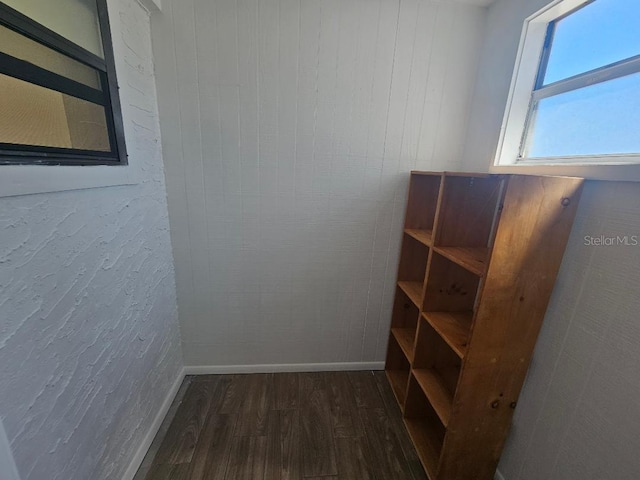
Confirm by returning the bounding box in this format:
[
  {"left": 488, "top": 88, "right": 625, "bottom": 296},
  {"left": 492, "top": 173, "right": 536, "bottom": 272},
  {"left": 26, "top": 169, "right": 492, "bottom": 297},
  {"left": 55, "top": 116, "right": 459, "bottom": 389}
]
[
  {"left": 544, "top": 0, "right": 640, "bottom": 85},
  {"left": 524, "top": 0, "right": 640, "bottom": 158},
  {"left": 525, "top": 72, "right": 640, "bottom": 157}
]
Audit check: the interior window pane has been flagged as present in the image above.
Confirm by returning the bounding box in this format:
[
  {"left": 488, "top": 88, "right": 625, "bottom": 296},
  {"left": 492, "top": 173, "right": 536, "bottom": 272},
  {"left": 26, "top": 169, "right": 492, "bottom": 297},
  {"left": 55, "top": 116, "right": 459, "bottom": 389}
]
[
  {"left": 0, "top": 25, "right": 101, "bottom": 89},
  {"left": 523, "top": 72, "right": 640, "bottom": 158},
  {"left": 0, "top": 74, "right": 110, "bottom": 152},
  {"left": 2, "top": 0, "right": 104, "bottom": 58},
  {"left": 543, "top": 0, "right": 640, "bottom": 85}
]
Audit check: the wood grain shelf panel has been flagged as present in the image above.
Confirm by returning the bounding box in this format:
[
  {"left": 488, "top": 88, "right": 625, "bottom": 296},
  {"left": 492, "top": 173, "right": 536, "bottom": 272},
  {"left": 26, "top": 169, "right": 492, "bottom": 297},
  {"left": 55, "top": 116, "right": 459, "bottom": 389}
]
[
  {"left": 413, "top": 369, "right": 453, "bottom": 427},
  {"left": 410, "top": 171, "right": 443, "bottom": 176},
  {"left": 433, "top": 246, "right": 489, "bottom": 277},
  {"left": 442, "top": 171, "right": 492, "bottom": 178},
  {"left": 405, "top": 228, "right": 433, "bottom": 246},
  {"left": 386, "top": 172, "right": 584, "bottom": 480},
  {"left": 422, "top": 311, "right": 472, "bottom": 359},
  {"left": 385, "top": 369, "right": 409, "bottom": 406},
  {"left": 404, "top": 418, "right": 442, "bottom": 480},
  {"left": 391, "top": 328, "right": 415, "bottom": 362},
  {"left": 397, "top": 281, "right": 423, "bottom": 307}
]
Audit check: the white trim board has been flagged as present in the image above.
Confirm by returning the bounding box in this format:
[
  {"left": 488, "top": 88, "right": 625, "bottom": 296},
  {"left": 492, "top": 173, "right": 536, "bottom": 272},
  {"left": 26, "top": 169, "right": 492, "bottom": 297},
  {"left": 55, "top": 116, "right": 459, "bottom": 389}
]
[
  {"left": 184, "top": 361, "right": 385, "bottom": 375},
  {"left": 122, "top": 367, "right": 186, "bottom": 480}
]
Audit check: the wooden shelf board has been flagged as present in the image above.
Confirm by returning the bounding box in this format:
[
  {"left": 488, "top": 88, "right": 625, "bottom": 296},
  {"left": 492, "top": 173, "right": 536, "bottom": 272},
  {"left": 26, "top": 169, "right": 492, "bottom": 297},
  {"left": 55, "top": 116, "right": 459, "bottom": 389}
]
[
  {"left": 405, "top": 228, "right": 433, "bottom": 247},
  {"left": 404, "top": 418, "right": 442, "bottom": 480},
  {"left": 391, "top": 327, "right": 415, "bottom": 362},
  {"left": 386, "top": 369, "right": 409, "bottom": 406},
  {"left": 410, "top": 171, "right": 442, "bottom": 177},
  {"left": 398, "top": 281, "right": 423, "bottom": 307},
  {"left": 422, "top": 311, "right": 472, "bottom": 359},
  {"left": 443, "top": 171, "right": 492, "bottom": 178},
  {"left": 433, "top": 246, "right": 489, "bottom": 277},
  {"left": 413, "top": 369, "right": 453, "bottom": 427}
]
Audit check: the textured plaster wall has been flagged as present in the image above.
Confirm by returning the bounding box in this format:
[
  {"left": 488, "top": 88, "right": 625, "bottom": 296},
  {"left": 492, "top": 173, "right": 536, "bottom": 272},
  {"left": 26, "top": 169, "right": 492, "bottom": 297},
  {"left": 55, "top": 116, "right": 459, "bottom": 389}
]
[
  {"left": 462, "top": 0, "right": 640, "bottom": 478},
  {"left": 0, "top": 421, "right": 20, "bottom": 480},
  {"left": 0, "top": 1, "right": 183, "bottom": 479},
  {"left": 152, "top": 0, "right": 487, "bottom": 366}
]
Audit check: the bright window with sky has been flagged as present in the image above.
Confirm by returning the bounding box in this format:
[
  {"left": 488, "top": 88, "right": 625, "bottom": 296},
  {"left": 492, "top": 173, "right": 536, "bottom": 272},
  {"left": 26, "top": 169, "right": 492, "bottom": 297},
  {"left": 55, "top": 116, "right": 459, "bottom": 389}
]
[{"left": 495, "top": 0, "right": 640, "bottom": 178}]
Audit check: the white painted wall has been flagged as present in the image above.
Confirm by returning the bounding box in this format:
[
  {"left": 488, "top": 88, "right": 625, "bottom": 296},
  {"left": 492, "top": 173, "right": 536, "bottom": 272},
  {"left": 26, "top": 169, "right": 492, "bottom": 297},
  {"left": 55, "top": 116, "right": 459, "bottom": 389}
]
[
  {"left": 0, "top": 420, "right": 20, "bottom": 480},
  {"left": 462, "top": 1, "right": 640, "bottom": 478},
  {"left": 0, "top": 1, "right": 183, "bottom": 479},
  {"left": 151, "top": 0, "right": 487, "bottom": 366}
]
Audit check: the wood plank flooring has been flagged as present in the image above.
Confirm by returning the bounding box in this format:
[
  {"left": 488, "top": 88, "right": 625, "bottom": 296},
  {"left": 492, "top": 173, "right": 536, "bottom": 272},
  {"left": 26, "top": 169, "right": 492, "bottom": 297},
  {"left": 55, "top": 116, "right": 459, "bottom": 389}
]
[{"left": 139, "top": 371, "right": 427, "bottom": 480}]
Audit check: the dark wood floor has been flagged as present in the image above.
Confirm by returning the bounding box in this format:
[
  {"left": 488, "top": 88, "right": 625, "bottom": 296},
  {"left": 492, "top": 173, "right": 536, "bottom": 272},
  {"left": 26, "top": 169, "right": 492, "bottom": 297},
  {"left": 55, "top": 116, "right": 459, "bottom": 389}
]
[{"left": 139, "top": 371, "right": 427, "bottom": 480}]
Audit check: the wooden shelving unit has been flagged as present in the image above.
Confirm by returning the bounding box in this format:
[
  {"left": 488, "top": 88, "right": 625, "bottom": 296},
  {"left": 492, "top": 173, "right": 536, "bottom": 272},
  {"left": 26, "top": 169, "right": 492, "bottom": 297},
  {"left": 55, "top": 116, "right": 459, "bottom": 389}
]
[
  {"left": 422, "top": 312, "right": 472, "bottom": 359},
  {"left": 391, "top": 327, "right": 416, "bottom": 361},
  {"left": 405, "top": 228, "right": 433, "bottom": 246},
  {"left": 398, "top": 281, "right": 423, "bottom": 307},
  {"left": 385, "top": 171, "right": 584, "bottom": 480},
  {"left": 413, "top": 368, "right": 453, "bottom": 426},
  {"left": 404, "top": 374, "right": 446, "bottom": 479},
  {"left": 432, "top": 246, "right": 489, "bottom": 277},
  {"left": 386, "top": 334, "right": 410, "bottom": 405}
]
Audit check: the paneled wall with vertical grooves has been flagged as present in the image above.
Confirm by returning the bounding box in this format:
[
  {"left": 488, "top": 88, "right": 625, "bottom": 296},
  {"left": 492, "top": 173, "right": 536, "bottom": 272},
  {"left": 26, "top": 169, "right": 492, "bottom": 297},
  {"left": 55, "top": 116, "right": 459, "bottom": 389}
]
[{"left": 152, "top": 0, "right": 488, "bottom": 365}]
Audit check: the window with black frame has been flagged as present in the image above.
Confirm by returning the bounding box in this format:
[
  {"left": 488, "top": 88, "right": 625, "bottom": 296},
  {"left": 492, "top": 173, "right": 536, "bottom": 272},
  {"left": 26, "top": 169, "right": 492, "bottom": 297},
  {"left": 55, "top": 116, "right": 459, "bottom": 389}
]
[{"left": 0, "top": 0, "right": 127, "bottom": 165}]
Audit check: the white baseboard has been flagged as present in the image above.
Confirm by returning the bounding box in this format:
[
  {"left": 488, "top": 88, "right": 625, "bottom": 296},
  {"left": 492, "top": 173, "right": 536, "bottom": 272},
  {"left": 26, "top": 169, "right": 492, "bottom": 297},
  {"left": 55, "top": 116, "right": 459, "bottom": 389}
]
[
  {"left": 495, "top": 469, "right": 506, "bottom": 480},
  {"left": 122, "top": 367, "right": 186, "bottom": 480},
  {"left": 184, "top": 361, "right": 385, "bottom": 375}
]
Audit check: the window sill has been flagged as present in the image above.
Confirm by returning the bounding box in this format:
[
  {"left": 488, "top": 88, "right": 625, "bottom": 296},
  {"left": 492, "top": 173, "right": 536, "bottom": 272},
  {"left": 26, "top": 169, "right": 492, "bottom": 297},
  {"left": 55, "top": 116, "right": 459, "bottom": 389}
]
[
  {"left": 0, "top": 162, "right": 139, "bottom": 197},
  {"left": 490, "top": 162, "right": 640, "bottom": 182}
]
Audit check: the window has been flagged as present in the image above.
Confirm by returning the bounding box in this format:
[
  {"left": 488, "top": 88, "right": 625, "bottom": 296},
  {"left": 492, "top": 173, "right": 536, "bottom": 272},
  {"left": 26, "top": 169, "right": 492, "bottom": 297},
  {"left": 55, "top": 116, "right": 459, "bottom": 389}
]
[
  {"left": 495, "top": 0, "right": 640, "bottom": 174},
  {"left": 0, "top": 0, "right": 127, "bottom": 165}
]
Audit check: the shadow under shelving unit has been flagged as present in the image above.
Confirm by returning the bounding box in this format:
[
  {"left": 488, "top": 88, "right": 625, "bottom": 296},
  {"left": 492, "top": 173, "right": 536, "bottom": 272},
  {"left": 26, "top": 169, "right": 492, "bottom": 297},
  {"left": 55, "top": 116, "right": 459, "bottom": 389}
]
[{"left": 385, "top": 171, "right": 584, "bottom": 480}]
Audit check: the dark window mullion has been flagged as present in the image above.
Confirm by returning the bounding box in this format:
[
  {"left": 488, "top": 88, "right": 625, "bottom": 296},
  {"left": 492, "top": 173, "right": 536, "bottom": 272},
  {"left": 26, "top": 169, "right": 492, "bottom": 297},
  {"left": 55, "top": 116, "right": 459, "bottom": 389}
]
[
  {"left": 0, "top": 155, "right": 121, "bottom": 166},
  {"left": 534, "top": 21, "right": 557, "bottom": 90},
  {"left": 0, "top": 52, "right": 105, "bottom": 105},
  {"left": 0, "top": 2, "right": 106, "bottom": 72},
  {"left": 97, "top": 0, "right": 127, "bottom": 165},
  {"left": 99, "top": 70, "right": 119, "bottom": 155},
  {"left": 0, "top": 143, "right": 115, "bottom": 160}
]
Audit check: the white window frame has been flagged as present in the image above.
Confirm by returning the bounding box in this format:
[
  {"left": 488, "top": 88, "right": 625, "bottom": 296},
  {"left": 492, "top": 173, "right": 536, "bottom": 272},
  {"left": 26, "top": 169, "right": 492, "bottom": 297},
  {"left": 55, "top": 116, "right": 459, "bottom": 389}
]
[{"left": 492, "top": 0, "right": 640, "bottom": 181}]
